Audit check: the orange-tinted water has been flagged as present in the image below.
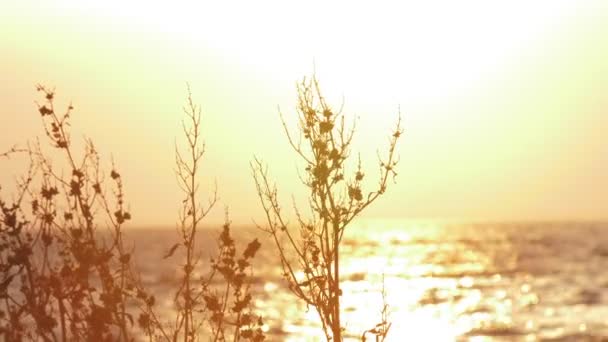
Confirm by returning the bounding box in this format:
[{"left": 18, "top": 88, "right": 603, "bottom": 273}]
[{"left": 127, "top": 221, "right": 608, "bottom": 341}]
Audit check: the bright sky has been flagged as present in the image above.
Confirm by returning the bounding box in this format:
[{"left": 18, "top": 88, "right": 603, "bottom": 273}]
[{"left": 1, "top": 0, "right": 607, "bottom": 227}]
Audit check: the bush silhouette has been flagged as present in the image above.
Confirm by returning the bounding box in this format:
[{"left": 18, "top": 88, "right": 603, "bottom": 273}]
[
  {"left": 252, "top": 76, "right": 401, "bottom": 341},
  {"left": 0, "top": 86, "right": 265, "bottom": 342},
  {"left": 0, "top": 85, "right": 136, "bottom": 341}
]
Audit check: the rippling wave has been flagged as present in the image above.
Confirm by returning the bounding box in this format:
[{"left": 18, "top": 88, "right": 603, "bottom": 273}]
[{"left": 125, "top": 221, "right": 608, "bottom": 341}]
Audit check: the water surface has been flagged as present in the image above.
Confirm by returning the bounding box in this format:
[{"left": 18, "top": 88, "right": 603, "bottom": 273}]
[{"left": 127, "top": 221, "right": 608, "bottom": 341}]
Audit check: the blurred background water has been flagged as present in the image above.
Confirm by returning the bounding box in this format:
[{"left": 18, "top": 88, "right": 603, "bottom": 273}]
[{"left": 126, "top": 221, "right": 608, "bottom": 341}]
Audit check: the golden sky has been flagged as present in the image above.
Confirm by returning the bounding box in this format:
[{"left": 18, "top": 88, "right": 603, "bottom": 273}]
[{"left": 1, "top": 0, "right": 607, "bottom": 226}]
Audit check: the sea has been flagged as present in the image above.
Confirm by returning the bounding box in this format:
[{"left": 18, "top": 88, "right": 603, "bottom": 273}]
[{"left": 125, "top": 220, "right": 608, "bottom": 341}]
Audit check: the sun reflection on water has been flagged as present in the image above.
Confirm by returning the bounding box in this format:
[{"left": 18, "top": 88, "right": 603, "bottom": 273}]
[
  {"left": 130, "top": 220, "right": 608, "bottom": 340},
  {"left": 261, "top": 220, "right": 608, "bottom": 340}
]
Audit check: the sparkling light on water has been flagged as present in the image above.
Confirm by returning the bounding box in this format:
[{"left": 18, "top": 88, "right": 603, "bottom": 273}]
[{"left": 128, "top": 221, "right": 608, "bottom": 340}]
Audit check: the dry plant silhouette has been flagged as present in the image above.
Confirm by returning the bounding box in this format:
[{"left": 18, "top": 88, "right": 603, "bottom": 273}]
[
  {"left": 252, "top": 76, "right": 402, "bottom": 341},
  {"left": 0, "top": 86, "right": 264, "bottom": 342},
  {"left": 1, "top": 76, "right": 400, "bottom": 341},
  {"left": 132, "top": 88, "right": 265, "bottom": 342},
  {"left": 361, "top": 275, "right": 391, "bottom": 342},
  {"left": 0, "top": 86, "right": 137, "bottom": 341}
]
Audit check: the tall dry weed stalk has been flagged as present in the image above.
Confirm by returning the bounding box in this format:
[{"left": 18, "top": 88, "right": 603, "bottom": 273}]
[
  {"left": 252, "top": 76, "right": 401, "bottom": 341},
  {"left": 361, "top": 275, "right": 391, "bottom": 342},
  {"left": 134, "top": 88, "right": 265, "bottom": 342}
]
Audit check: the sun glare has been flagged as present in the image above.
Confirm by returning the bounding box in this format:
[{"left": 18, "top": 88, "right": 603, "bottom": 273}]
[{"left": 52, "top": 0, "right": 576, "bottom": 105}]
